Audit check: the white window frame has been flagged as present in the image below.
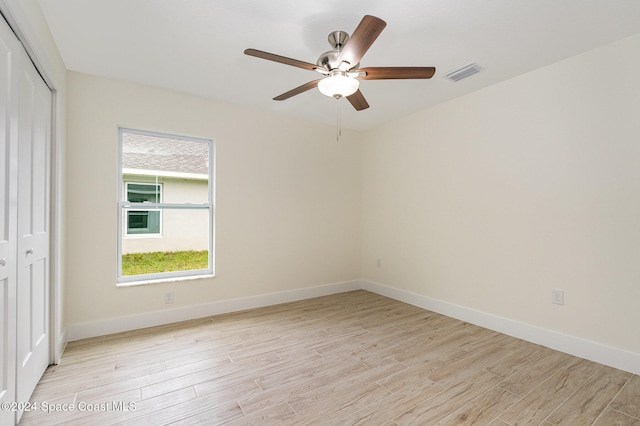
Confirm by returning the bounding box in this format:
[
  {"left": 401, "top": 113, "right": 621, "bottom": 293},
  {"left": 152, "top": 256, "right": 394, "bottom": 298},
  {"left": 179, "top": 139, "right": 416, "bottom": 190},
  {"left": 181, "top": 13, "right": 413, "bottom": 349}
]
[
  {"left": 117, "top": 128, "right": 215, "bottom": 285},
  {"left": 124, "top": 181, "right": 163, "bottom": 237}
]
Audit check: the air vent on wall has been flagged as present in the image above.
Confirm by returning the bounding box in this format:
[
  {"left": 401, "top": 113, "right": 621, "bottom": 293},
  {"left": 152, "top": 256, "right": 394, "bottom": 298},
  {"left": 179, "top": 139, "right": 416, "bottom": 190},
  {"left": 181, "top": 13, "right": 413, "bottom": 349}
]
[{"left": 445, "top": 63, "right": 481, "bottom": 82}]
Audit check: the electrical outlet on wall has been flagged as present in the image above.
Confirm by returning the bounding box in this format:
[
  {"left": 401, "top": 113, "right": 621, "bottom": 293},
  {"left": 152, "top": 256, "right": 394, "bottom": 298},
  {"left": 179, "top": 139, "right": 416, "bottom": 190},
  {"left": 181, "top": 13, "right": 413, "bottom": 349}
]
[{"left": 551, "top": 288, "right": 564, "bottom": 305}]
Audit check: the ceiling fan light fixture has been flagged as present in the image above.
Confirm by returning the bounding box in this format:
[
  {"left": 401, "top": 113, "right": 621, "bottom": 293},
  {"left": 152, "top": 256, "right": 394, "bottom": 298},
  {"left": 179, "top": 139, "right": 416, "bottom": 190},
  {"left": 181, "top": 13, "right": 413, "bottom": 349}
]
[{"left": 318, "top": 72, "right": 359, "bottom": 99}]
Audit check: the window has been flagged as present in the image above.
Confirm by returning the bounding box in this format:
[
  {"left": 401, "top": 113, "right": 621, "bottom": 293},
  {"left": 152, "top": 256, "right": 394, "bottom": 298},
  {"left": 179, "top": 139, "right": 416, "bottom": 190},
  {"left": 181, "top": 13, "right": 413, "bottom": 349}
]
[
  {"left": 125, "top": 182, "right": 162, "bottom": 235},
  {"left": 117, "top": 128, "right": 215, "bottom": 284}
]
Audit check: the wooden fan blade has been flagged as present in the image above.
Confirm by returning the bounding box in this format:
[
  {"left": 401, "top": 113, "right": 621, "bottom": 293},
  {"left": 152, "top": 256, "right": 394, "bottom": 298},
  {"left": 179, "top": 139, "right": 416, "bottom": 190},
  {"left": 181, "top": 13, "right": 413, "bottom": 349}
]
[
  {"left": 337, "top": 16, "right": 386, "bottom": 69},
  {"left": 346, "top": 89, "right": 369, "bottom": 111},
  {"left": 244, "top": 48, "right": 320, "bottom": 72},
  {"left": 273, "top": 80, "right": 321, "bottom": 101},
  {"left": 358, "top": 67, "right": 436, "bottom": 80}
]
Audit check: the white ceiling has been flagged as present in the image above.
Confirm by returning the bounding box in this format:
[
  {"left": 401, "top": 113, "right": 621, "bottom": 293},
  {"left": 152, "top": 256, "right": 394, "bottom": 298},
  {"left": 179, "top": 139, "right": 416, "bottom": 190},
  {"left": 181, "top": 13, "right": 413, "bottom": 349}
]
[{"left": 38, "top": 0, "right": 640, "bottom": 131}]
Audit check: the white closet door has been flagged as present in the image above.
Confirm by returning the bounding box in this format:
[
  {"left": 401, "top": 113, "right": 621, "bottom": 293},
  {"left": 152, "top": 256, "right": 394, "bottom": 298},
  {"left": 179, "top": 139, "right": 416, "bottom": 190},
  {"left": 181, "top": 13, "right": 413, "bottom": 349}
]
[
  {"left": 15, "top": 46, "right": 52, "bottom": 414},
  {"left": 0, "top": 15, "right": 19, "bottom": 426},
  {"left": 0, "top": 12, "right": 52, "bottom": 424}
]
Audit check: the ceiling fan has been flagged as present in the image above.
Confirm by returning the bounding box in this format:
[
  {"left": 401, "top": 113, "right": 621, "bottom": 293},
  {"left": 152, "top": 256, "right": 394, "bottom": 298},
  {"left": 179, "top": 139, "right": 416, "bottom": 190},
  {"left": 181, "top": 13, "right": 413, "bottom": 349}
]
[{"left": 244, "top": 15, "right": 436, "bottom": 111}]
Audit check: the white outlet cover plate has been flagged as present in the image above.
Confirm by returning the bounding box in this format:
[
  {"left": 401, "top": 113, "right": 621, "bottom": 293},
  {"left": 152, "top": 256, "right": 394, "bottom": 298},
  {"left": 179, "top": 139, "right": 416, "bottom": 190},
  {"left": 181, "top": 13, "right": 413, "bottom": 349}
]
[{"left": 552, "top": 289, "right": 564, "bottom": 305}]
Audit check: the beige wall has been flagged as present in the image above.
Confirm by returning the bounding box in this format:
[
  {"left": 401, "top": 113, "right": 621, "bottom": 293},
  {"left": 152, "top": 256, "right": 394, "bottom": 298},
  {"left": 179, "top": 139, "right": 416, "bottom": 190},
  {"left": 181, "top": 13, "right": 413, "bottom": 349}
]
[
  {"left": 362, "top": 34, "right": 640, "bottom": 355},
  {"left": 66, "top": 71, "right": 362, "bottom": 325}
]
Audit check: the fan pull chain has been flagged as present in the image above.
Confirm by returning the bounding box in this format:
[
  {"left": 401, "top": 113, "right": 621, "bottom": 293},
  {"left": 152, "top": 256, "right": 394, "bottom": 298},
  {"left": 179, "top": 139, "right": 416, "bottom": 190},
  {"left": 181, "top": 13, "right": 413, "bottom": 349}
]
[{"left": 336, "top": 100, "right": 342, "bottom": 142}]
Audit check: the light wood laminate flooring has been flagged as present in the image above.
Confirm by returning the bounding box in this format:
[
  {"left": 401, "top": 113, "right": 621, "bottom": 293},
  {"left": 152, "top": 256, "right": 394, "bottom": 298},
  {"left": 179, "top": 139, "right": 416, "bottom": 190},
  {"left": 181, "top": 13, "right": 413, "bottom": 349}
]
[{"left": 20, "top": 290, "right": 640, "bottom": 425}]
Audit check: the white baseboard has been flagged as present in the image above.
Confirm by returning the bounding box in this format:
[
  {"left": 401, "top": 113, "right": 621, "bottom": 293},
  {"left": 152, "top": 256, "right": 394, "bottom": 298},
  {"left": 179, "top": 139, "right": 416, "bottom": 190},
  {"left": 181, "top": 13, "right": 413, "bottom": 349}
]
[
  {"left": 361, "top": 279, "right": 640, "bottom": 376},
  {"left": 66, "top": 280, "right": 361, "bottom": 341},
  {"left": 65, "top": 278, "right": 639, "bottom": 375}
]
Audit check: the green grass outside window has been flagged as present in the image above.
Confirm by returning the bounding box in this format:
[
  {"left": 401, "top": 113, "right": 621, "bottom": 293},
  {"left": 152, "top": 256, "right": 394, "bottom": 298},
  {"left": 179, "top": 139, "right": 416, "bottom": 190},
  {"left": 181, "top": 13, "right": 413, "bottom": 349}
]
[{"left": 122, "top": 250, "right": 208, "bottom": 276}]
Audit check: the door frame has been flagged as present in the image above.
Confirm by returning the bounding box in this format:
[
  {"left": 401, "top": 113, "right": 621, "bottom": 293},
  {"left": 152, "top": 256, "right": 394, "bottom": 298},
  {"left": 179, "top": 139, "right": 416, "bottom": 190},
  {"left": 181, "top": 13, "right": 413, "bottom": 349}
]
[{"left": 0, "top": 2, "right": 64, "bottom": 364}]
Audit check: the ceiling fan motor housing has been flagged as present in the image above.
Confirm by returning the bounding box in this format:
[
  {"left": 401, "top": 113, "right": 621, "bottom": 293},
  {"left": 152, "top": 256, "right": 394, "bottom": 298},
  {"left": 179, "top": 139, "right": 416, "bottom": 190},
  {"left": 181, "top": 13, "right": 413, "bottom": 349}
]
[
  {"left": 317, "top": 30, "right": 358, "bottom": 71},
  {"left": 317, "top": 50, "right": 340, "bottom": 70}
]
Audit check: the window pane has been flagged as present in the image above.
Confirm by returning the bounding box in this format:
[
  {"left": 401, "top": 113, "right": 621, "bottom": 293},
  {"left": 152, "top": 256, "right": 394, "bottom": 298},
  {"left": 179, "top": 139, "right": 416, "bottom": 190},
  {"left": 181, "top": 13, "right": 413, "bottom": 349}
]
[
  {"left": 121, "top": 208, "right": 210, "bottom": 277},
  {"left": 118, "top": 128, "right": 214, "bottom": 283},
  {"left": 121, "top": 132, "right": 208, "bottom": 206}
]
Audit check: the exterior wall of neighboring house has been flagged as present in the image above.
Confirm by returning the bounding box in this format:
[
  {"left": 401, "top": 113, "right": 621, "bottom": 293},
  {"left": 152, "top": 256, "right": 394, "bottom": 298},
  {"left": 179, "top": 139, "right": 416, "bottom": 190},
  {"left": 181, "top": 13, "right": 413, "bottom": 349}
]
[{"left": 122, "top": 174, "right": 209, "bottom": 254}]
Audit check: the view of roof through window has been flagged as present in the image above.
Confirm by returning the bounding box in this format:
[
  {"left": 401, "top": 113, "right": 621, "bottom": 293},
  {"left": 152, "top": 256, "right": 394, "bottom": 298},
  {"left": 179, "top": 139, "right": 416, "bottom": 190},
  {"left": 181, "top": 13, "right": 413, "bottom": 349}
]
[{"left": 122, "top": 131, "right": 209, "bottom": 176}]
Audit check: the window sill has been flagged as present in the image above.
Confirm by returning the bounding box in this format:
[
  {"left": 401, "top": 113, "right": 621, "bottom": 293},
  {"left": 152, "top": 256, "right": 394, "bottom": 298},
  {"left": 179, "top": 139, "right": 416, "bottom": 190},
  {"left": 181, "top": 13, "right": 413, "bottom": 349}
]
[{"left": 116, "top": 273, "right": 215, "bottom": 287}]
